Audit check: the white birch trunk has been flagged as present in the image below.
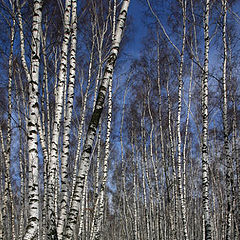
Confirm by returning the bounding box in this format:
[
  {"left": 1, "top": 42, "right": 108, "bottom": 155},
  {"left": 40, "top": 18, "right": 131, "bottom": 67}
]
[
  {"left": 232, "top": 98, "right": 240, "bottom": 238},
  {"left": 16, "top": 95, "right": 25, "bottom": 240},
  {"left": 23, "top": 0, "right": 42, "bottom": 239},
  {"left": 47, "top": 0, "right": 72, "bottom": 238},
  {"left": 182, "top": 58, "right": 194, "bottom": 238},
  {"left": 3, "top": 4, "right": 16, "bottom": 238},
  {"left": 70, "top": 29, "right": 95, "bottom": 208},
  {"left": 140, "top": 106, "right": 151, "bottom": 240},
  {"left": 78, "top": 175, "right": 88, "bottom": 239},
  {"left": 91, "top": 75, "right": 113, "bottom": 240},
  {"left": 17, "top": 69, "right": 29, "bottom": 240},
  {"left": 131, "top": 128, "right": 139, "bottom": 240},
  {"left": 167, "top": 79, "right": 177, "bottom": 240},
  {"left": 147, "top": 81, "right": 161, "bottom": 240},
  {"left": 0, "top": 206, "right": 2, "bottom": 240},
  {"left": 0, "top": 128, "right": 8, "bottom": 239},
  {"left": 94, "top": 121, "right": 102, "bottom": 201},
  {"left": 17, "top": 0, "right": 31, "bottom": 82},
  {"left": 176, "top": 1, "right": 188, "bottom": 239},
  {"left": 57, "top": 0, "right": 78, "bottom": 237},
  {"left": 40, "top": 27, "right": 50, "bottom": 240},
  {"left": 64, "top": 1, "right": 130, "bottom": 238},
  {"left": 202, "top": 1, "right": 212, "bottom": 239},
  {"left": 119, "top": 74, "right": 130, "bottom": 240},
  {"left": 157, "top": 31, "right": 167, "bottom": 240},
  {"left": 221, "top": 1, "right": 232, "bottom": 239}
]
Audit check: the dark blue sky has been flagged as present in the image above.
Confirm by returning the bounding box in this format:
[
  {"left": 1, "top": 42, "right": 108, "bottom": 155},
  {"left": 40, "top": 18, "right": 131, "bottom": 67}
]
[
  {"left": 127, "top": 0, "right": 176, "bottom": 58},
  {"left": 128, "top": 0, "right": 148, "bottom": 56},
  {"left": 127, "top": 0, "right": 240, "bottom": 57}
]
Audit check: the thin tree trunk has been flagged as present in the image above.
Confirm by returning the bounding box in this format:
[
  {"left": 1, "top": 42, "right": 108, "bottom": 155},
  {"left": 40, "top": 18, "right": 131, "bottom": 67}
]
[
  {"left": 182, "top": 57, "right": 194, "bottom": 239},
  {"left": 147, "top": 78, "right": 160, "bottom": 240},
  {"left": 17, "top": 68, "right": 29, "bottom": 240},
  {"left": 70, "top": 25, "right": 95, "bottom": 208},
  {"left": 140, "top": 103, "right": 151, "bottom": 240},
  {"left": 94, "top": 120, "right": 102, "bottom": 202},
  {"left": 4, "top": 3, "right": 16, "bottom": 238},
  {"left": 91, "top": 72, "right": 113, "bottom": 240},
  {"left": 0, "top": 128, "right": 8, "bottom": 240},
  {"left": 120, "top": 78, "right": 130, "bottom": 240},
  {"left": 131, "top": 127, "right": 139, "bottom": 240},
  {"left": 57, "top": 0, "right": 78, "bottom": 237},
  {"left": 202, "top": 1, "right": 212, "bottom": 239},
  {"left": 175, "top": 1, "right": 188, "bottom": 239},
  {"left": 221, "top": 1, "right": 232, "bottom": 239},
  {"left": 47, "top": 0, "right": 72, "bottom": 238},
  {"left": 231, "top": 95, "right": 239, "bottom": 238},
  {"left": 166, "top": 79, "right": 177, "bottom": 240},
  {"left": 0, "top": 205, "right": 2, "bottom": 240},
  {"left": 16, "top": 91, "right": 25, "bottom": 239}
]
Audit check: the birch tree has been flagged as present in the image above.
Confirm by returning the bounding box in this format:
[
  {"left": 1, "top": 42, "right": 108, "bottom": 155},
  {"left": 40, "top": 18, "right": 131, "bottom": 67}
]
[
  {"left": 64, "top": 0, "right": 131, "bottom": 238},
  {"left": 1, "top": 1, "right": 16, "bottom": 239},
  {"left": 23, "top": 0, "right": 43, "bottom": 239},
  {"left": 47, "top": 1, "right": 72, "bottom": 238},
  {"left": 202, "top": 0, "right": 212, "bottom": 239},
  {"left": 221, "top": 1, "right": 232, "bottom": 239},
  {"left": 57, "top": 0, "right": 78, "bottom": 237}
]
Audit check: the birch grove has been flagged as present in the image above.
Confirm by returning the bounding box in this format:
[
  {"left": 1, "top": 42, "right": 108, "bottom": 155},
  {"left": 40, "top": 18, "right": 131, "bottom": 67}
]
[{"left": 0, "top": 0, "right": 240, "bottom": 239}]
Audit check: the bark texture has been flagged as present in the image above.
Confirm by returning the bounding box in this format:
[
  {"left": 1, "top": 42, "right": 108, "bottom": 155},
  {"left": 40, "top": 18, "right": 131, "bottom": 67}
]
[{"left": 23, "top": 0, "right": 42, "bottom": 239}]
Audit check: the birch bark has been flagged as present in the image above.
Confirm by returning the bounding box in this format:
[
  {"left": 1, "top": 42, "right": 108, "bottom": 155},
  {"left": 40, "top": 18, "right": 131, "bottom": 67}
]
[
  {"left": 91, "top": 72, "right": 113, "bottom": 240},
  {"left": 202, "top": 0, "right": 212, "bottom": 239},
  {"left": 140, "top": 104, "right": 151, "bottom": 240},
  {"left": 70, "top": 22, "right": 95, "bottom": 208},
  {"left": 47, "top": 0, "right": 72, "bottom": 238},
  {"left": 131, "top": 128, "right": 139, "bottom": 240},
  {"left": 57, "top": 0, "right": 78, "bottom": 237},
  {"left": 16, "top": 91, "right": 25, "bottom": 239},
  {"left": 64, "top": 1, "right": 131, "bottom": 238},
  {"left": 3, "top": 3, "right": 16, "bottom": 238},
  {"left": 221, "top": 1, "right": 232, "bottom": 239},
  {"left": 147, "top": 78, "right": 160, "bottom": 240},
  {"left": 0, "top": 206, "right": 2, "bottom": 240},
  {"left": 175, "top": 1, "right": 188, "bottom": 239},
  {"left": 167, "top": 79, "right": 177, "bottom": 240},
  {"left": 23, "top": 0, "right": 42, "bottom": 239},
  {"left": 120, "top": 77, "right": 130, "bottom": 240},
  {"left": 40, "top": 25, "right": 50, "bottom": 240}
]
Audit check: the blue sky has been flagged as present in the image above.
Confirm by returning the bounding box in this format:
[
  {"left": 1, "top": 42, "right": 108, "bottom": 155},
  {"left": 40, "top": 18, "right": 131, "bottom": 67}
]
[
  {"left": 127, "top": 0, "right": 148, "bottom": 56},
  {"left": 127, "top": 0, "right": 240, "bottom": 57}
]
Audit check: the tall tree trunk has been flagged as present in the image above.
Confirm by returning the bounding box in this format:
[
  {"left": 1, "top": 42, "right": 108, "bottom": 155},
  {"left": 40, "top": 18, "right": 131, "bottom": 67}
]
[
  {"left": 140, "top": 103, "right": 151, "bottom": 240},
  {"left": 70, "top": 22, "right": 95, "bottom": 208},
  {"left": 3, "top": 2, "right": 16, "bottom": 238},
  {"left": 167, "top": 79, "right": 177, "bottom": 240},
  {"left": 91, "top": 71, "right": 113, "bottom": 240},
  {"left": 176, "top": 1, "right": 188, "bottom": 239},
  {"left": 47, "top": 0, "right": 72, "bottom": 238},
  {"left": 40, "top": 24, "right": 50, "bottom": 240},
  {"left": 221, "top": 1, "right": 232, "bottom": 239},
  {"left": 202, "top": 0, "right": 212, "bottom": 239},
  {"left": 57, "top": 0, "right": 78, "bottom": 237},
  {"left": 64, "top": 1, "right": 131, "bottom": 238},
  {"left": 23, "top": 0, "right": 43, "bottom": 239},
  {"left": 131, "top": 127, "right": 139, "bottom": 240},
  {"left": 16, "top": 90, "right": 25, "bottom": 239},
  {"left": 120, "top": 78, "right": 130, "bottom": 240}
]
